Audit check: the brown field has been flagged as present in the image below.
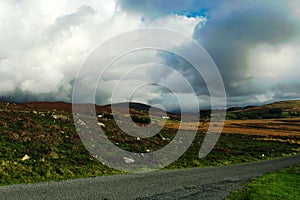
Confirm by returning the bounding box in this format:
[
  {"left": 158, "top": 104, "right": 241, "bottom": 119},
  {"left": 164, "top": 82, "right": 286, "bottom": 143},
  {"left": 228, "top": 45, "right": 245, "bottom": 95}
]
[{"left": 165, "top": 118, "right": 300, "bottom": 137}]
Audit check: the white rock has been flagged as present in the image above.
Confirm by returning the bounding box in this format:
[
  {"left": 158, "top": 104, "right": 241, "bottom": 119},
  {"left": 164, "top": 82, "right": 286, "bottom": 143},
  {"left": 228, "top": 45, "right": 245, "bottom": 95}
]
[
  {"left": 22, "top": 154, "right": 30, "bottom": 161},
  {"left": 97, "top": 122, "right": 105, "bottom": 127},
  {"left": 77, "top": 119, "right": 86, "bottom": 126},
  {"left": 123, "top": 157, "right": 135, "bottom": 164}
]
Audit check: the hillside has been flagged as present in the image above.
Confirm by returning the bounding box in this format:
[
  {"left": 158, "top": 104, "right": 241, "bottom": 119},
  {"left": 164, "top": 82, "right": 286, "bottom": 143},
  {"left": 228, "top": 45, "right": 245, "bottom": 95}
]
[
  {"left": 226, "top": 100, "right": 300, "bottom": 120},
  {"left": 0, "top": 100, "right": 299, "bottom": 185},
  {"left": 21, "top": 101, "right": 175, "bottom": 117}
]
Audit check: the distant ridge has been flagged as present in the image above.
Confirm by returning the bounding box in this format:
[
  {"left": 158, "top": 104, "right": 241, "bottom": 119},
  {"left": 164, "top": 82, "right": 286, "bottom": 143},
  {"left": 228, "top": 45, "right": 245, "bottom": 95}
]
[
  {"left": 20, "top": 101, "right": 169, "bottom": 115},
  {"left": 4, "top": 99, "right": 300, "bottom": 120},
  {"left": 226, "top": 100, "right": 300, "bottom": 120},
  {"left": 228, "top": 100, "right": 300, "bottom": 112}
]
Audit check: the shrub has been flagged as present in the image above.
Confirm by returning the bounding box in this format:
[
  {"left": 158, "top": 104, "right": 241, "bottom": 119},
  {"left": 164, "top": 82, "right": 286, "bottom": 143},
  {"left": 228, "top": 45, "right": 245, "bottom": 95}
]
[
  {"left": 131, "top": 115, "right": 151, "bottom": 124},
  {"left": 103, "top": 113, "right": 113, "bottom": 119}
]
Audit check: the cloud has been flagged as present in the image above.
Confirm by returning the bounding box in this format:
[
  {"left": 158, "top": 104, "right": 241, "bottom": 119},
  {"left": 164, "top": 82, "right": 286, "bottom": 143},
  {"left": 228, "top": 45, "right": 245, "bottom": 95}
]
[
  {"left": 115, "top": 0, "right": 224, "bottom": 19},
  {"left": 192, "top": 0, "right": 300, "bottom": 106},
  {"left": 0, "top": 2, "right": 123, "bottom": 101},
  {"left": 45, "top": 5, "right": 95, "bottom": 41},
  {"left": 0, "top": 0, "right": 202, "bottom": 106},
  {"left": 142, "top": 14, "right": 205, "bottom": 36},
  {"left": 248, "top": 44, "right": 300, "bottom": 81},
  {"left": 0, "top": 86, "right": 72, "bottom": 103},
  {"left": 0, "top": 0, "right": 300, "bottom": 110}
]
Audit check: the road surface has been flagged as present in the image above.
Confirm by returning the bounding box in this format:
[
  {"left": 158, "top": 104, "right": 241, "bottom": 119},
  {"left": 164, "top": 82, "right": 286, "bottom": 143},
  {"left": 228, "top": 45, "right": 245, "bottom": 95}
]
[{"left": 1, "top": 155, "right": 300, "bottom": 200}]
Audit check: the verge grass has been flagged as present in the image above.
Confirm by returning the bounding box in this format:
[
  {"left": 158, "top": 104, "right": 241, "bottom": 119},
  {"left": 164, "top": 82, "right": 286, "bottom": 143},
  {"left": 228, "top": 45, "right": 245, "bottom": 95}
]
[{"left": 227, "top": 164, "right": 300, "bottom": 200}]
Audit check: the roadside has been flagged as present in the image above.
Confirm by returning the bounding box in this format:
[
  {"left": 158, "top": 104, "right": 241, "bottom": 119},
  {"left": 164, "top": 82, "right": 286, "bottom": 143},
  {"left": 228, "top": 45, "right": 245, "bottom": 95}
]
[
  {"left": 1, "top": 155, "right": 300, "bottom": 200},
  {"left": 227, "top": 164, "right": 300, "bottom": 200}
]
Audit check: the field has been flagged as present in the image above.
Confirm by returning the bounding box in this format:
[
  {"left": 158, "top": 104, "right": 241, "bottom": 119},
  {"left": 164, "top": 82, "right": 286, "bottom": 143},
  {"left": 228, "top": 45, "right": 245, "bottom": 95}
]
[
  {"left": 166, "top": 118, "right": 300, "bottom": 137},
  {"left": 0, "top": 101, "right": 300, "bottom": 185}
]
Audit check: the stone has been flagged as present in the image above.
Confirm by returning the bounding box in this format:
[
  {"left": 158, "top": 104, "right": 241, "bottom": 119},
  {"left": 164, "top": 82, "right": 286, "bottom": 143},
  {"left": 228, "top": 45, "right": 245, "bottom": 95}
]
[
  {"left": 123, "top": 157, "right": 135, "bottom": 164},
  {"left": 22, "top": 154, "right": 30, "bottom": 161}
]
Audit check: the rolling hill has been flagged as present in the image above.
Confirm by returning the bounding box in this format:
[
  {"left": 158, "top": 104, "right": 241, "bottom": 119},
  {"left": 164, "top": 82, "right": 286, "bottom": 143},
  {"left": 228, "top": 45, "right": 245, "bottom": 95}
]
[
  {"left": 226, "top": 100, "right": 300, "bottom": 120},
  {"left": 0, "top": 99, "right": 299, "bottom": 186}
]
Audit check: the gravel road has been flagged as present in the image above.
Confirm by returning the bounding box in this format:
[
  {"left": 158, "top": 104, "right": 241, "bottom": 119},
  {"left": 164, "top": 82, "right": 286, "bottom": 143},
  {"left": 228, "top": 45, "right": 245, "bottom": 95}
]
[{"left": 1, "top": 155, "right": 299, "bottom": 200}]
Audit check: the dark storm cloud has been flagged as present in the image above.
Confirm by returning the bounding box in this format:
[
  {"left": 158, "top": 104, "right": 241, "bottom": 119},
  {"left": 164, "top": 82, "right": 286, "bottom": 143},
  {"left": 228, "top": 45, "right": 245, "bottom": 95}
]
[
  {"left": 155, "top": 51, "right": 208, "bottom": 95},
  {"left": 143, "top": 1, "right": 300, "bottom": 107},
  {"left": 272, "top": 82, "right": 300, "bottom": 100},
  {"left": 193, "top": 2, "right": 300, "bottom": 99},
  {"left": 0, "top": 86, "right": 72, "bottom": 103}
]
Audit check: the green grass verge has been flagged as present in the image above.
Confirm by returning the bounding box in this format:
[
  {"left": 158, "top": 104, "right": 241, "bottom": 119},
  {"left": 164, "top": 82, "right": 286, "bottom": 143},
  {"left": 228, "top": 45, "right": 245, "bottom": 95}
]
[{"left": 227, "top": 164, "right": 300, "bottom": 200}]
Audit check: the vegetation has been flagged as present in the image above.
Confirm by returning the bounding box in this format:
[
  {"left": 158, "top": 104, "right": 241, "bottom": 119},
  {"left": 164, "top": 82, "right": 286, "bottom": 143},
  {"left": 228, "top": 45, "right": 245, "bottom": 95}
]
[
  {"left": 131, "top": 115, "right": 151, "bottom": 124},
  {"left": 0, "top": 101, "right": 299, "bottom": 186},
  {"left": 227, "top": 164, "right": 300, "bottom": 200}
]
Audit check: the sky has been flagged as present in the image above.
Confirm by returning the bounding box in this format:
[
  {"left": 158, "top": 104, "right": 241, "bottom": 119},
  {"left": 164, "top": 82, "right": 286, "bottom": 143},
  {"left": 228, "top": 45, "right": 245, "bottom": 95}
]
[{"left": 0, "top": 0, "right": 300, "bottom": 111}]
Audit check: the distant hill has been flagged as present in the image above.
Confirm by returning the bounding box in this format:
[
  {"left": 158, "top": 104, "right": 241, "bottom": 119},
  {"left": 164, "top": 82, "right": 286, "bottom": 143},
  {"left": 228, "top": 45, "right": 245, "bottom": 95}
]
[
  {"left": 21, "top": 101, "right": 155, "bottom": 114},
  {"left": 226, "top": 100, "right": 300, "bottom": 120},
  {"left": 19, "top": 101, "right": 178, "bottom": 119},
  {"left": 3, "top": 99, "right": 299, "bottom": 120}
]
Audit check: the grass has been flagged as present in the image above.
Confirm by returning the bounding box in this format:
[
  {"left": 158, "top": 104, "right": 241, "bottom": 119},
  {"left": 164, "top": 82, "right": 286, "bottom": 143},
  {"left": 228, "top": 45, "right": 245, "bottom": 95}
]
[
  {"left": 0, "top": 104, "right": 122, "bottom": 185},
  {"left": 227, "top": 164, "right": 300, "bottom": 200},
  {"left": 0, "top": 102, "right": 300, "bottom": 186}
]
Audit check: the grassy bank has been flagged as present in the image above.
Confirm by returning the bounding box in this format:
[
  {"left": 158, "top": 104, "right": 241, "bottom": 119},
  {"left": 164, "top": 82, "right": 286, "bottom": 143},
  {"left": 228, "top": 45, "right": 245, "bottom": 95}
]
[{"left": 227, "top": 164, "right": 300, "bottom": 200}]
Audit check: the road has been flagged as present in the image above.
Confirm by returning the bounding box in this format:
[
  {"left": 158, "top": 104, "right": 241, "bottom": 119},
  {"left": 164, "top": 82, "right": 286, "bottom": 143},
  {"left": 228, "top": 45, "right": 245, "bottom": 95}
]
[{"left": 1, "top": 155, "right": 300, "bottom": 200}]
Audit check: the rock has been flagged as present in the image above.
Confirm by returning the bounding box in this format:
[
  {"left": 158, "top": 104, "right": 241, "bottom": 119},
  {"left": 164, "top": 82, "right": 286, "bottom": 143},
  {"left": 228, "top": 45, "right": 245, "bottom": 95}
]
[
  {"left": 52, "top": 114, "right": 68, "bottom": 120},
  {"left": 98, "top": 122, "right": 105, "bottom": 127},
  {"left": 21, "top": 154, "right": 30, "bottom": 161},
  {"left": 157, "top": 133, "right": 166, "bottom": 140},
  {"left": 77, "top": 119, "right": 86, "bottom": 126},
  {"left": 123, "top": 157, "right": 135, "bottom": 164}
]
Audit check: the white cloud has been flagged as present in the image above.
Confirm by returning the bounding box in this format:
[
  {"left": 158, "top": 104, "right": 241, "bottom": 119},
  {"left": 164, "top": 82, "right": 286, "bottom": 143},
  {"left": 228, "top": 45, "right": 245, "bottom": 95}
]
[
  {"left": 248, "top": 43, "right": 300, "bottom": 81},
  {"left": 143, "top": 14, "right": 206, "bottom": 36},
  {"left": 0, "top": 0, "right": 201, "bottom": 101}
]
